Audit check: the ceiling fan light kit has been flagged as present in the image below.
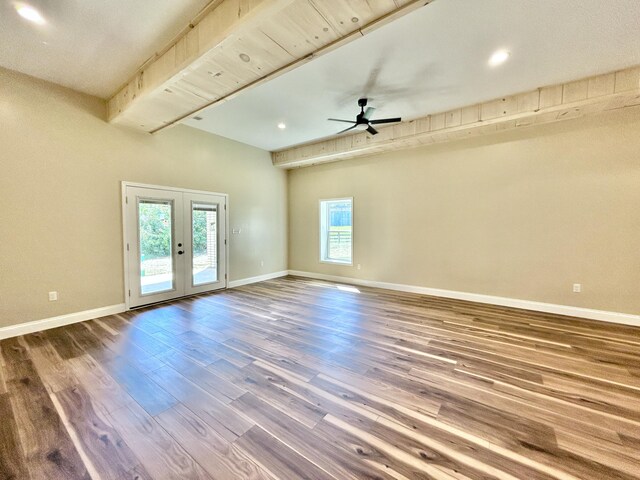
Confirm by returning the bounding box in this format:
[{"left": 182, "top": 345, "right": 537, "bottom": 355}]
[{"left": 328, "top": 98, "right": 402, "bottom": 136}]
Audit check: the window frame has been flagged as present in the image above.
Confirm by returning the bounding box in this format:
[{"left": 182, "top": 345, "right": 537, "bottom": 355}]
[{"left": 319, "top": 197, "right": 353, "bottom": 266}]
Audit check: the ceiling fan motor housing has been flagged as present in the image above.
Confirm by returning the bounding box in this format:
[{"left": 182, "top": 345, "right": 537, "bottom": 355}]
[{"left": 328, "top": 98, "right": 400, "bottom": 136}]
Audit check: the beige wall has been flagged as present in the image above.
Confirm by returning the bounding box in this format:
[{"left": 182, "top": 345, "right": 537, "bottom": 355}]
[
  {"left": 288, "top": 108, "right": 640, "bottom": 315},
  {"left": 0, "top": 68, "right": 287, "bottom": 328},
  {"left": 2, "top": 67, "right": 639, "bottom": 328}
]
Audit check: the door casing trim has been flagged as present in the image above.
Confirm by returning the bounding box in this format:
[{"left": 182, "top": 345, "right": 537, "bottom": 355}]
[{"left": 121, "top": 181, "right": 229, "bottom": 310}]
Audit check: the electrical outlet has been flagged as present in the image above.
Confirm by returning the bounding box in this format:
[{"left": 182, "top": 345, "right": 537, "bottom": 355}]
[
  {"left": 260, "top": 260, "right": 264, "bottom": 267},
  {"left": 357, "top": 264, "right": 361, "bottom": 270},
  {"left": 572, "top": 283, "right": 582, "bottom": 293},
  {"left": 48, "top": 291, "right": 58, "bottom": 301}
]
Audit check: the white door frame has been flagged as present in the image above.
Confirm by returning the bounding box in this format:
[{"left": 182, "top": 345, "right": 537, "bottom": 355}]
[
  {"left": 121, "top": 181, "right": 229, "bottom": 309},
  {"left": 182, "top": 191, "right": 227, "bottom": 295}
]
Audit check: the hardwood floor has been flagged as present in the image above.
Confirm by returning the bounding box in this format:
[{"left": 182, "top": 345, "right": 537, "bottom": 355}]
[{"left": 1, "top": 275, "right": 639, "bottom": 479}]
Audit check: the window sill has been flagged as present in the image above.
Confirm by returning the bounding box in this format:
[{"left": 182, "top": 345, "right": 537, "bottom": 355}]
[{"left": 319, "top": 259, "right": 353, "bottom": 266}]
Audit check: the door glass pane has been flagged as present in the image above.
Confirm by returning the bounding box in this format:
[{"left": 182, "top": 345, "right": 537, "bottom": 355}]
[
  {"left": 192, "top": 203, "right": 217, "bottom": 285},
  {"left": 139, "top": 200, "right": 174, "bottom": 295}
]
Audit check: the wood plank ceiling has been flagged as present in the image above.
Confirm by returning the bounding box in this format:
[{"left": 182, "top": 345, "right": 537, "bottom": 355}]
[
  {"left": 272, "top": 65, "right": 640, "bottom": 168},
  {"left": 107, "top": 0, "right": 640, "bottom": 169},
  {"left": 107, "top": 0, "right": 432, "bottom": 132}
]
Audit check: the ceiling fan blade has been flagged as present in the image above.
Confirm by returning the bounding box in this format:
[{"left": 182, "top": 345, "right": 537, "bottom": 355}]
[
  {"left": 363, "top": 107, "right": 376, "bottom": 120},
  {"left": 370, "top": 117, "right": 401, "bottom": 124},
  {"left": 337, "top": 125, "right": 357, "bottom": 134},
  {"left": 328, "top": 118, "right": 356, "bottom": 124},
  {"left": 366, "top": 125, "right": 379, "bottom": 135}
]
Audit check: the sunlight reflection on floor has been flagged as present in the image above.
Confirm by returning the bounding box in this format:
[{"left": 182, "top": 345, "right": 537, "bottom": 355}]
[{"left": 336, "top": 285, "right": 360, "bottom": 293}]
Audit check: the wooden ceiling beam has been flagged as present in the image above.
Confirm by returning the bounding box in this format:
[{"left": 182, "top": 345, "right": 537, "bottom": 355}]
[
  {"left": 272, "top": 65, "right": 640, "bottom": 168},
  {"left": 107, "top": 0, "right": 433, "bottom": 133}
]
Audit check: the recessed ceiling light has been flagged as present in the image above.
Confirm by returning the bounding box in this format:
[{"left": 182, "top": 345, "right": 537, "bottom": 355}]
[
  {"left": 488, "top": 49, "right": 510, "bottom": 67},
  {"left": 277, "top": 122, "right": 286, "bottom": 130},
  {"left": 15, "top": 3, "right": 46, "bottom": 25}
]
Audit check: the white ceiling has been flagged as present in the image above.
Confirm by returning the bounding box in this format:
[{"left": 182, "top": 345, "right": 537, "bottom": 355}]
[
  {"left": 184, "top": 0, "right": 640, "bottom": 151},
  {"left": 0, "top": 0, "right": 212, "bottom": 98}
]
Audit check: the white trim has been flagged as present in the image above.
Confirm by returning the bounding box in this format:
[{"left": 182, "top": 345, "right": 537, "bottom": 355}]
[
  {"left": 288, "top": 270, "right": 640, "bottom": 327},
  {"left": 2, "top": 272, "right": 636, "bottom": 341},
  {"left": 121, "top": 183, "right": 130, "bottom": 309},
  {"left": 228, "top": 270, "right": 289, "bottom": 288},
  {"left": 121, "top": 181, "right": 228, "bottom": 198},
  {"left": 0, "top": 304, "right": 126, "bottom": 340},
  {"left": 319, "top": 197, "right": 353, "bottom": 265},
  {"left": 319, "top": 260, "right": 353, "bottom": 266},
  {"left": 121, "top": 181, "right": 230, "bottom": 309},
  {"left": 225, "top": 196, "right": 229, "bottom": 289}
]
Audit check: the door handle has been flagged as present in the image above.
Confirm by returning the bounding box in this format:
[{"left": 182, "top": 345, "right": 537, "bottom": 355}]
[{"left": 178, "top": 250, "right": 184, "bottom": 255}]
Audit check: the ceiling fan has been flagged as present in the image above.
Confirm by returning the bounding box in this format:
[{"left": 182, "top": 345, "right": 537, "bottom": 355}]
[{"left": 328, "top": 98, "right": 401, "bottom": 135}]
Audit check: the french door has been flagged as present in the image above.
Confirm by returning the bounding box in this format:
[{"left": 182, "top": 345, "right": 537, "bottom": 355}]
[{"left": 123, "top": 183, "right": 227, "bottom": 308}]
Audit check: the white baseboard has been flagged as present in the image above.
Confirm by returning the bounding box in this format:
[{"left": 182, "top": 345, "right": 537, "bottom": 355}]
[
  {"left": 288, "top": 270, "right": 640, "bottom": 327},
  {"left": 229, "top": 270, "right": 289, "bottom": 288},
  {"left": 0, "top": 270, "right": 288, "bottom": 341},
  {"left": 2, "top": 271, "right": 636, "bottom": 341},
  {"left": 0, "top": 304, "right": 126, "bottom": 340}
]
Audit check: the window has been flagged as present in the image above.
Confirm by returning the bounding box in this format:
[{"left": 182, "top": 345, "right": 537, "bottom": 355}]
[{"left": 320, "top": 198, "right": 353, "bottom": 264}]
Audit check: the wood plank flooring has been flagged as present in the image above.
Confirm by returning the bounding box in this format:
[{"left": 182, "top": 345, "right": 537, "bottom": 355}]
[{"left": 1, "top": 275, "right": 639, "bottom": 479}]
